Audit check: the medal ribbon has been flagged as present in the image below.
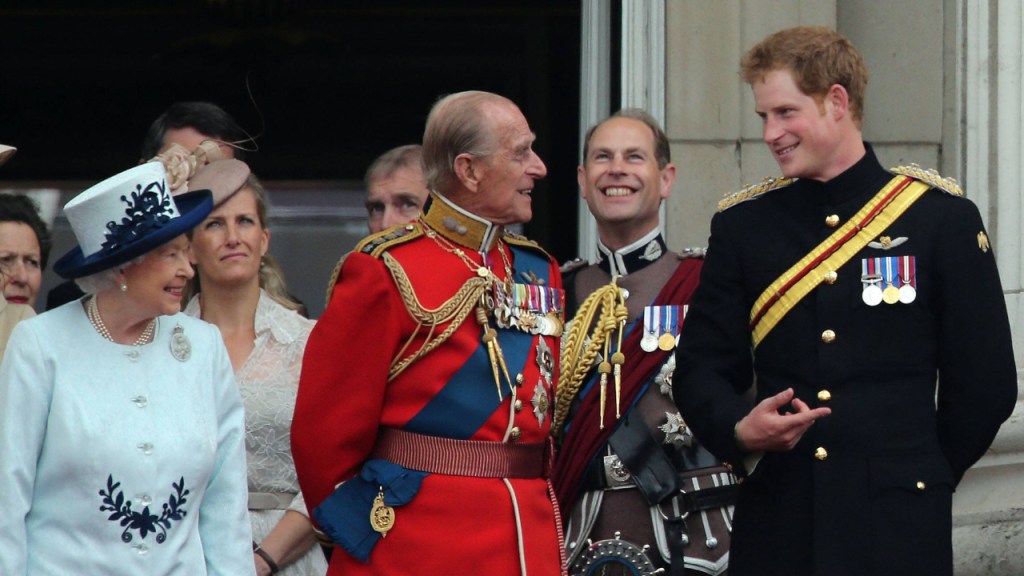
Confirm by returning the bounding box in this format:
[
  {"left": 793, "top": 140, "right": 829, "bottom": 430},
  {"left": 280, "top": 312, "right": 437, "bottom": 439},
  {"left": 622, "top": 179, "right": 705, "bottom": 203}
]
[
  {"left": 749, "top": 175, "right": 932, "bottom": 348},
  {"left": 899, "top": 255, "right": 916, "bottom": 287}
]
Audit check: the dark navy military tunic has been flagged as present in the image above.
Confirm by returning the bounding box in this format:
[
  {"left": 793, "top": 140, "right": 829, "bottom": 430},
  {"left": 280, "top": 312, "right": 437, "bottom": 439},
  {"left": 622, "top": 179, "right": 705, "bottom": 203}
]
[{"left": 673, "top": 145, "right": 1017, "bottom": 576}]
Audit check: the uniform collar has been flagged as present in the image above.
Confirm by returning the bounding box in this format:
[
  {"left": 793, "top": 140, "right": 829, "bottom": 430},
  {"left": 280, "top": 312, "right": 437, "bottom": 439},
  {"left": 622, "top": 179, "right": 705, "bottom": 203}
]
[
  {"left": 421, "top": 192, "right": 504, "bottom": 252},
  {"left": 796, "top": 142, "right": 889, "bottom": 205},
  {"left": 597, "top": 228, "right": 667, "bottom": 276}
]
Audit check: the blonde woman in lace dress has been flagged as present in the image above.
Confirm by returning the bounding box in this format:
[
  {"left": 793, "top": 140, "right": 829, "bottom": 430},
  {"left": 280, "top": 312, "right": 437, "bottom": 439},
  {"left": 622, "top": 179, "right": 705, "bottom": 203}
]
[{"left": 184, "top": 161, "right": 326, "bottom": 576}]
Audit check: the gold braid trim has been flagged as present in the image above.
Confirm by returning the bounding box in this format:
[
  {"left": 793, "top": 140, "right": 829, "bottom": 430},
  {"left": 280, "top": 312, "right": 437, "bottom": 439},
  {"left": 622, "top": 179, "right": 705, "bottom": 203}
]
[
  {"left": 323, "top": 253, "right": 350, "bottom": 309},
  {"left": 553, "top": 280, "right": 628, "bottom": 437},
  {"left": 717, "top": 176, "right": 794, "bottom": 212},
  {"left": 890, "top": 164, "right": 963, "bottom": 196},
  {"left": 324, "top": 223, "right": 424, "bottom": 310},
  {"left": 382, "top": 252, "right": 490, "bottom": 381}
]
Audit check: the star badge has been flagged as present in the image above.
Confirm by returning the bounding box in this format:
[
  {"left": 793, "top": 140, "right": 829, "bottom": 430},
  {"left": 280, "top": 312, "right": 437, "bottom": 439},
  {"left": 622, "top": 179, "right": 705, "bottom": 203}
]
[
  {"left": 659, "top": 412, "right": 694, "bottom": 448},
  {"left": 655, "top": 354, "right": 676, "bottom": 397},
  {"left": 532, "top": 381, "right": 550, "bottom": 427},
  {"left": 535, "top": 338, "right": 553, "bottom": 384}
]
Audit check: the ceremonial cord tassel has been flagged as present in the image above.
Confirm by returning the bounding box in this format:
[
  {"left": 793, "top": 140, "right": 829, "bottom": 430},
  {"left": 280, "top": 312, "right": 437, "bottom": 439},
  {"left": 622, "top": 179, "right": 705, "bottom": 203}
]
[
  {"left": 611, "top": 350, "right": 625, "bottom": 419},
  {"left": 598, "top": 332, "right": 613, "bottom": 429},
  {"left": 477, "top": 306, "right": 511, "bottom": 401},
  {"left": 611, "top": 294, "right": 628, "bottom": 419},
  {"left": 597, "top": 360, "right": 611, "bottom": 429}
]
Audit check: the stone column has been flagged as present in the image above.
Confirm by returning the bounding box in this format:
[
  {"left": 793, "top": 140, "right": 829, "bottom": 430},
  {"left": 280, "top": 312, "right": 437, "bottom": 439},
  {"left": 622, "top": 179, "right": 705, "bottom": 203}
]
[{"left": 947, "top": 1, "right": 1024, "bottom": 574}]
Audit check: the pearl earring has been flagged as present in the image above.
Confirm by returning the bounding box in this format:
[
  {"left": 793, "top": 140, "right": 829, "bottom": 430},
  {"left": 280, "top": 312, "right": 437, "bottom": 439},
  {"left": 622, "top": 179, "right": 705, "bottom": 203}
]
[{"left": 120, "top": 283, "right": 128, "bottom": 292}]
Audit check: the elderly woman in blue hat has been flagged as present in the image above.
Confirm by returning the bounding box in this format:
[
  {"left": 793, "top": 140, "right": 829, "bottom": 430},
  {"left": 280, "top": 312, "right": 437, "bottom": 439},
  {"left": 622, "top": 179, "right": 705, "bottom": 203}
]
[{"left": 0, "top": 162, "right": 254, "bottom": 575}]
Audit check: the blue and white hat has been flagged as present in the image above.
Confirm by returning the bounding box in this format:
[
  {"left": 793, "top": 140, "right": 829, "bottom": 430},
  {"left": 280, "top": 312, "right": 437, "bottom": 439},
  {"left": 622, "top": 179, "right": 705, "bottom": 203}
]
[{"left": 53, "top": 162, "right": 212, "bottom": 279}]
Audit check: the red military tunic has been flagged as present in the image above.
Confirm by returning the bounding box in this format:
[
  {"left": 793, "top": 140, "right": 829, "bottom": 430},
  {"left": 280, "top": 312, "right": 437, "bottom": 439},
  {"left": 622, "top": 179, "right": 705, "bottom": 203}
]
[{"left": 293, "top": 194, "right": 566, "bottom": 576}]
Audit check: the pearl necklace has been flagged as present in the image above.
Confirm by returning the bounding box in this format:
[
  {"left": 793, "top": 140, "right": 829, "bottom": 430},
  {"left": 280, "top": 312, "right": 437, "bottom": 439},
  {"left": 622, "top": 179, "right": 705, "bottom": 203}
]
[{"left": 87, "top": 295, "right": 156, "bottom": 346}]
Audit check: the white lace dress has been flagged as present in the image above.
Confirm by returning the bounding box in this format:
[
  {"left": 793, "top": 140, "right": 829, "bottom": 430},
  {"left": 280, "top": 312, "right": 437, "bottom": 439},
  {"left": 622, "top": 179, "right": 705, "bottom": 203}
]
[{"left": 186, "top": 290, "right": 328, "bottom": 576}]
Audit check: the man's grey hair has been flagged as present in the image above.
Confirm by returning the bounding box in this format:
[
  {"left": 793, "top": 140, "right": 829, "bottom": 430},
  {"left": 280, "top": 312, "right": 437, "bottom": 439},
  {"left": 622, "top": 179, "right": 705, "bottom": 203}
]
[
  {"left": 421, "top": 91, "right": 514, "bottom": 194},
  {"left": 364, "top": 144, "right": 423, "bottom": 188}
]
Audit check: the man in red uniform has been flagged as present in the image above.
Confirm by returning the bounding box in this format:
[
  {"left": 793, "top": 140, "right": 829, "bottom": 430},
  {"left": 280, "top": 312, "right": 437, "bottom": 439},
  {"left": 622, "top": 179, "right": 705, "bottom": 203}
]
[{"left": 293, "top": 91, "right": 567, "bottom": 576}]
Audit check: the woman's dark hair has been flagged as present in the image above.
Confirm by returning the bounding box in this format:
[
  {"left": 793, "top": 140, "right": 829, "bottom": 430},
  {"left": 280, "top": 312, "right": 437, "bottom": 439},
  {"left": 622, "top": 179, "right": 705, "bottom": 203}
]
[
  {"left": 0, "top": 194, "right": 52, "bottom": 269},
  {"left": 140, "top": 101, "right": 249, "bottom": 161}
]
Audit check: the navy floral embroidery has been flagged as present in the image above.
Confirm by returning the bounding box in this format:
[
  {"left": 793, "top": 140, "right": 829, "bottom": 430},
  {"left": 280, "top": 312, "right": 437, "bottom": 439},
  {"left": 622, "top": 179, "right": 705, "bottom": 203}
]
[
  {"left": 98, "top": 474, "right": 189, "bottom": 544},
  {"left": 100, "top": 180, "right": 172, "bottom": 255}
]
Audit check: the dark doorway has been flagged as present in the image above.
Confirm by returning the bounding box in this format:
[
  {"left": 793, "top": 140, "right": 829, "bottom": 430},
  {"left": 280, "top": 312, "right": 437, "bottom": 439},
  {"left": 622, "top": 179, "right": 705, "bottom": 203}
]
[{"left": 0, "top": 1, "right": 582, "bottom": 316}]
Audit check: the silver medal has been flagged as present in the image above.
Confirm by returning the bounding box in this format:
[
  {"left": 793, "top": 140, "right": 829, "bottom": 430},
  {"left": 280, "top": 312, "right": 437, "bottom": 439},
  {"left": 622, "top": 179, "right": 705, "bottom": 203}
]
[
  {"left": 641, "top": 306, "right": 659, "bottom": 352},
  {"left": 861, "top": 274, "right": 883, "bottom": 307},
  {"left": 640, "top": 333, "right": 659, "bottom": 352},
  {"left": 862, "top": 285, "right": 883, "bottom": 306},
  {"left": 170, "top": 324, "right": 192, "bottom": 362},
  {"left": 899, "top": 284, "right": 916, "bottom": 304}
]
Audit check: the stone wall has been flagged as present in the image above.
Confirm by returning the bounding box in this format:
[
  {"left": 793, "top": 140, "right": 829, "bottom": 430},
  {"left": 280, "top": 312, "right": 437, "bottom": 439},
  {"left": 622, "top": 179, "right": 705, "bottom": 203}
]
[{"left": 661, "top": 1, "right": 1024, "bottom": 573}]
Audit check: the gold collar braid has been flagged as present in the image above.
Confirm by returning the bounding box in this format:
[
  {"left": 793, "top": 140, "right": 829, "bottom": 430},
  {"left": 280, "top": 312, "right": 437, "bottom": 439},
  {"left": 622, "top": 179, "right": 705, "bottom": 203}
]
[{"left": 422, "top": 192, "right": 504, "bottom": 252}]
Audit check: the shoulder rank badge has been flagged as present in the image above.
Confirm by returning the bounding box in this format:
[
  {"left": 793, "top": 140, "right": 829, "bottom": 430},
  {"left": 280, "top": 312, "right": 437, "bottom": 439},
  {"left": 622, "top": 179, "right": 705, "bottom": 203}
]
[
  {"left": 679, "top": 246, "right": 706, "bottom": 259},
  {"left": 559, "top": 257, "right": 588, "bottom": 276},
  {"left": 503, "top": 230, "right": 555, "bottom": 261},
  {"left": 890, "top": 164, "right": 963, "bottom": 197},
  {"left": 718, "top": 176, "right": 795, "bottom": 212},
  {"left": 356, "top": 222, "right": 423, "bottom": 257},
  {"left": 325, "top": 222, "right": 425, "bottom": 306}
]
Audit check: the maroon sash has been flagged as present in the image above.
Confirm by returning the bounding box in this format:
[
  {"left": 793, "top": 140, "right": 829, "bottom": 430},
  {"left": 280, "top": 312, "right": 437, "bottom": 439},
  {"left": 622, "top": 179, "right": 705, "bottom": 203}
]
[{"left": 552, "top": 258, "right": 703, "bottom": 510}]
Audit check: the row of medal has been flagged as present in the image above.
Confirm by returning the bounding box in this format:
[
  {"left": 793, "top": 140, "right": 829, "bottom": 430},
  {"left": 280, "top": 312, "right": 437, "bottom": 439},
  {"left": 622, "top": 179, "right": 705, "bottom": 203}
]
[
  {"left": 861, "top": 255, "right": 916, "bottom": 306},
  {"left": 640, "top": 304, "right": 689, "bottom": 352},
  {"left": 493, "top": 280, "right": 565, "bottom": 337}
]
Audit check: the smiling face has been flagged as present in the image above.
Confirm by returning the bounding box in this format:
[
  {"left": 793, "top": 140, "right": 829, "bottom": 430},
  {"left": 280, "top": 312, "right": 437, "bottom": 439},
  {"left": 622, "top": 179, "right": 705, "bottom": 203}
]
[
  {"left": 189, "top": 187, "right": 269, "bottom": 289},
  {"left": 753, "top": 68, "right": 860, "bottom": 182},
  {"left": 579, "top": 116, "right": 675, "bottom": 248},
  {"left": 0, "top": 221, "right": 43, "bottom": 307},
  {"left": 460, "top": 101, "right": 547, "bottom": 225},
  {"left": 121, "top": 235, "right": 195, "bottom": 317},
  {"left": 366, "top": 164, "right": 430, "bottom": 234}
]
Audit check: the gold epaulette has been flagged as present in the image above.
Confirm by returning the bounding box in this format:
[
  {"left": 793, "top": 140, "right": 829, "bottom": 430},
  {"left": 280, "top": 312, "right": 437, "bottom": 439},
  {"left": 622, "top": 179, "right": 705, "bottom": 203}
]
[
  {"left": 356, "top": 221, "right": 425, "bottom": 257},
  {"left": 717, "top": 176, "right": 795, "bottom": 212},
  {"left": 324, "top": 222, "right": 425, "bottom": 307},
  {"left": 890, "top": 164, "right": 963, "bottom": 197},
  {"left": 678, "top": 246, "right": 706, "bottom": 259},
  {"left": 503, "top": 230, "right": 554, "bottom": 261}
]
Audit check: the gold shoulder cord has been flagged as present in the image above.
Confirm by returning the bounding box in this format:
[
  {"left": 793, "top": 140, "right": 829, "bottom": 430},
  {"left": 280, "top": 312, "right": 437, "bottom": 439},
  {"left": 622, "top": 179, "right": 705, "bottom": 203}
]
[
  {"left": 553, "top": 279, "right": 628, "bottom": 438},
  {"left": 382, "top": 252, "right": 490, "bottom": 381},
  {"left": 323, "top": 254, "right": 350, "bottom": 308}
]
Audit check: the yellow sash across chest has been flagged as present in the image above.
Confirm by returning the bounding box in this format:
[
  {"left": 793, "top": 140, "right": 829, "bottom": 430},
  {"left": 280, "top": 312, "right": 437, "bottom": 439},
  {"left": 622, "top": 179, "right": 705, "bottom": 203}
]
[{"left": 749, "top": 175, "right": 931, "bottom": 348}]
